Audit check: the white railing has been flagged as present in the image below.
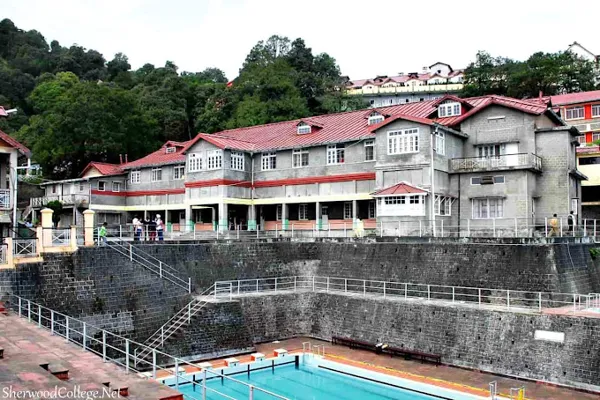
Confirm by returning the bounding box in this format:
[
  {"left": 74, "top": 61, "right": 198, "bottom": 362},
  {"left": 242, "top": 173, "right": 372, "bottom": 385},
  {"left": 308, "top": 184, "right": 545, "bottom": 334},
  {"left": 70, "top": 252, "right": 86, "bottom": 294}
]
[
  {"left": 449, "top": 153, "right": 542, "bottom": 173},
  {"left": 30, "top": 194, "right": 89, "bottom": 208},
  {"left": 13, "top": 238, "right": 37, "bottom": 257},
  {"left": 214, "top": 276, "right": 600, "bottom": 314},
  {"left": 0, "top": 188, "right": 10, "bottom": 209},
  {"left": 50, "top": 228, "right": 70, "bottom": 246},
  {"left": 6, "top": 294, "right": 287, "bottom": 400}
]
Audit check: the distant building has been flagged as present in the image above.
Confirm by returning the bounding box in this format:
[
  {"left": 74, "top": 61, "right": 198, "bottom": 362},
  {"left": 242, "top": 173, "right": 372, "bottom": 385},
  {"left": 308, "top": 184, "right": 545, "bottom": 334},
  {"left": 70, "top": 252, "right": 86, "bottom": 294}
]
[
  {"left": 551, "top": 90, "right": 600, "bottom": 218},
  {"left": 566, "top": 42, "right": 599, "bottom": 64},
  {"left": 345, "top": 62, "right": 464, "bottom": 108}
]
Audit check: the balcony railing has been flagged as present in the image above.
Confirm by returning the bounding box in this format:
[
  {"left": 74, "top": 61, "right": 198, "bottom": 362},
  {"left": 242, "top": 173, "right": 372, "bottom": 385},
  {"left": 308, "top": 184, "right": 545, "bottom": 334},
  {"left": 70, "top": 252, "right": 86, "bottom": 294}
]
[
  {"left": 449, "top": 153, "right": 542, "bottom": 173},
  {"left": 0, "top": 189, "right": 10, "bottom": 209},
  {"left": 30, "top": 194, "right": 89, "bottom": 208},
  {"left": 346, "top": 83, "right": 464, "bottom": 96}
]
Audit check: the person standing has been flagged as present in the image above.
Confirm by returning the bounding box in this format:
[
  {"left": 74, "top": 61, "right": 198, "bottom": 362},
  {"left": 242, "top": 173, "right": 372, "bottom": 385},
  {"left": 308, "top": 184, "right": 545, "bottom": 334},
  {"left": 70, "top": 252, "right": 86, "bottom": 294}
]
[
  {"left": 549, "top": 214, "right": 560, "bottom": 237},
  {"left": 99, "top": 222, "right": 108, "bottom": 246},
  {"left": 568, "top": 210, "right": 575, "bottom": 236},
  {"left": 155, "top": 214, "right": 164, "bottom": 241},
  {"left": 132, "top": 216, "right": 142, "bottom": 241}
]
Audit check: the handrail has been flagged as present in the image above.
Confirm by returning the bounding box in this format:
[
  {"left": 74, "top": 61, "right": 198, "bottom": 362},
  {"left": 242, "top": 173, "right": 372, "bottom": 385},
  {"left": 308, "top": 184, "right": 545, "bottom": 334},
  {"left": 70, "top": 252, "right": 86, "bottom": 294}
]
[
  {"left": 108, "top": 238, "right": 185, "bottom": 280},
  {"left": 6, "top": 293, "right": 287, "bottom": 400},
  {"left": 106, "top": 240, "right": 191, "bottom": 293}
]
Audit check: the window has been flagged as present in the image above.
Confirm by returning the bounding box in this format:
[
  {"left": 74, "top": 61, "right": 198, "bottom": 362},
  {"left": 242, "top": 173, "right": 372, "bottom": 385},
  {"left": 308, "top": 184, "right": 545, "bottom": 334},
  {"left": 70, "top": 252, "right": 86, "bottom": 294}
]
[
  {"left": 571, "top": 198, "right": 578, "bottom": 214},
  {"left": 262, "top": 152, "right": 277, "bottom": 170},
  {"left": 292, "top": 149, "right": 309, "bottom": 168},
  {"left": 593, "top": 105, "right": 600, "bottom": 118},
  {"left": 579, "top": 157, "right": 600, "bottom": 165},
  {"left": 165, "top": 147, "right": 176, "bottom": 154},
  {"left": 151, "top": 168, "right": 162, "bottom": 182},
  {"left": 98, "top": 181, "right": 106, "bottom": 191},
  {"left": 79, "top": 183, "right": 84, "bottom": 192},
  {"left": 565, "top": 106, "right": 584, "bottom": 120},
  {"left": 231, "top": 151, "right": 244, "bottom": 171},
  {"left": 472, "top": 198, "right": 504, "bottom": 219},
  {"left": 364, "top": 140, "right": 375, "bottom": 161},
  {"left": 434, "top": 196, "right": 452, "bottom": 216},
  {"left": 188, "top": 153, "right": 203, "bottom": 172},
  {"left": 471, "top": 176, "right": 505, "bottom": 185},
  {"left": 276, "top": 204, "right": 282, "bottom": 221},
  {"left": 477, "top": 144, "right": 502, "bottom": 158},
  {"left": 368, "top": 201, "right": 376, "bottom": 218},
  {"left": 379, "top": 195, "right": 425, "bottom": 216},
  {"left": 112, "top": 182, "right": 121, "bottom": 192},
  {"left": 298, "top": 204, "right": 308, "bottom": 220},
  {"left": 297, "top": 123, "right": 311, "bottom": 134},
  {"left": 130, "top": 171, "right": 140, "bottom": 184},
  {"left": 207, "top": 150, "right": 223, "bottom": 170},
  {"left": 388, "top": 128, "right": 419, "bottom": 154},
  {"left": 438, "top": 102, "right": 461, "bottom": 117},
  {"left": 593, "top": 133, "right": 600, "bottom": 142},
  {"left": 51, "top": 185, "right": 57, "bottom": 194},
  {"left": 434, "top": 130, "right": 445, "bottom": 155},
  {"left": 327, "top": 144, "right": 345, "bottom": 165},
  {"left": 343, "top": 202, "right": 352, "bottom": 220},
  {"left": 578, "top": 135, "right": 587, "bottom": 145},
  {"left": 173, "top": 165, "right": 185, "bottom": 180},
  {"left": 367, "top": 114, "right": 384, "bottom": 126}
]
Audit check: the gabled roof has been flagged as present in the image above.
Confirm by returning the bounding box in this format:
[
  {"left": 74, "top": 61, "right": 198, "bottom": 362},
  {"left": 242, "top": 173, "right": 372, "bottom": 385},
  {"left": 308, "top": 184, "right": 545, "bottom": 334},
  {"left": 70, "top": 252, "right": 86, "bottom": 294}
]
[
  {"left": 363, "top": 109, "right": 390, "bottom": 118},
  {"left": 80, "top": 162, "right": 124, "bottom": 177},
  {"left": 123, "top": 138, "right": 194, "bottom": 169},
  {"left": 372, "top": 182, "right": 427, "bottom": 196},
  {"left": 0, "top": 107, "right": 7, "bottom": 117},
  {"left": 550, "top": 90, "right": 600, "bottom": 107},
  {"left": 368, "top": 114, "right": 436, "bottom": 132},
  {"left": 0, "top": 129, "right": 31, "bottom": 157},
  {"left": 297, "top": 118, "right": 324, "bottom": 128},
  {"left": 429, "top": 62, "right": 453, "bottom": 71}
]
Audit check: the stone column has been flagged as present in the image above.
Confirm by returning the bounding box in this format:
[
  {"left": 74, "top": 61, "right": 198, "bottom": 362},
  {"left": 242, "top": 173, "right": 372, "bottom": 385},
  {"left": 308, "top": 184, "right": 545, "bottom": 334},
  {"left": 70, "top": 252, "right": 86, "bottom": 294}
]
[
  {"left": 83, "top": 209, "right": 96, "bottom": 246},
  {"left": 315, "top": 202, "right": 321, "bottom": 230},
  {"left": 248, "top": 204, "right": 257, "bottom": 231},
  {"left": 40, "top": 208, "right": 53, "bottom": 249},
  {"left": 211, "top": 207, "right": 217, "bottom": 231},
  {"left": 184, "top": 205, "right": 192, "bottom": 232},
  {"left": 218, "top": 202, "right": 228, "bottom": 231},
  {"left": 4, "top": 237, "right": 13, "bottom": 267},
  {"left": 70, "top": 226, "right": 78, "bottom": 251},
  {"left": 352, "top": 199, "right": 358, "bottom": 229},
  {"left": 281, "top": 203, "right": 288, "bottom": 231}
]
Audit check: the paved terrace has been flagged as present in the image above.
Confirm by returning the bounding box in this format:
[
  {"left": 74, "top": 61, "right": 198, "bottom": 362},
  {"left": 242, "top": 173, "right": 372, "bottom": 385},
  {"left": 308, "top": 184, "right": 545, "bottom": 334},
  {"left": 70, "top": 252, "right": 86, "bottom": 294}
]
[{"left": 0, "top": 312, "right": 182, "bottom": 400}]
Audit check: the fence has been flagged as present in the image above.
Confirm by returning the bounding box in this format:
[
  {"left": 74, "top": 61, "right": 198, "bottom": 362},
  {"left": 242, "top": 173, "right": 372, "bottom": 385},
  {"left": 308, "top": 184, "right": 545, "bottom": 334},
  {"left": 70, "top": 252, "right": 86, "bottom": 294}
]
[
  {"left": 6, "top": 294, "right": 288, "bottom": 400},
  {"left": 12, "top": 238, "right": 37, "bottom": 257},
  {"left": 214, "top": 276, "right": 600, "bottom": 314}
]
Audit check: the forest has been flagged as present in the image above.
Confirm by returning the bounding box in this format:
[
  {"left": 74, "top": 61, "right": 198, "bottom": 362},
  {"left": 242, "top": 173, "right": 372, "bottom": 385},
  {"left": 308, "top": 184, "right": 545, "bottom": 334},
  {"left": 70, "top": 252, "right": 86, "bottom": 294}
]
[{"left": 0, "top": 18, "right": 598, "bottom": 179}]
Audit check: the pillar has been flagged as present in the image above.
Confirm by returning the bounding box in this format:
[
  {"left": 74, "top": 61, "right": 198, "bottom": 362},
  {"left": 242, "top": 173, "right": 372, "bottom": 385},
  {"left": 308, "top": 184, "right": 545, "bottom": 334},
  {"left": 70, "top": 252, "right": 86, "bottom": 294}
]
[
  {"left": 316, "top": 202, "right": 322, "bottom": 230},
  {"left": 248, "top": 204, "right": 257, "bottom": 231},
  {"left": 211, "top": 207, "right": 217, "bottom": 231},
  {"left": 83, "top": 209, "right": 96, "bottom": 246},
  {"left": 40, "top": 208, "right": 53, "bottom": 248},
  {"left": 281, "top": 203, "right": 289, "bottom": 230},
  {"left": 31, "top": 209, "right": 37, "bottom": 225},
  {"left": 4, "top": 237, "right": 14, "bottom": 267},
  {"left": 218, "top": 202, "right": 228, "bottom": 231},
  {"left": 70, "top": 226, "right": 78, "bottom": 251},
  {"left": 184, "top": 205, "right": 192, "bottom": 232},
  {"left": 352, "top": 199, "right": 358, "bottom": 229}
]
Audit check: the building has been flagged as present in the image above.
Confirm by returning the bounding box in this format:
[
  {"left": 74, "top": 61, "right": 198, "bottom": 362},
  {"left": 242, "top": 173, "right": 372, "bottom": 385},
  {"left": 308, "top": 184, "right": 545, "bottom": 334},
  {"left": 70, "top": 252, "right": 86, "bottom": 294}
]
[
  {"left": 566, "top": 42, "right": 599, "bottom": 64},
  {"left": 550, "top": 90, "right": 600, "bottom": 218},
  {"left": 345, "top": 62, "right": 464, "bottom": 108},
  {"left": 32, "top": 94, "right": 581, "bottom": 235}
]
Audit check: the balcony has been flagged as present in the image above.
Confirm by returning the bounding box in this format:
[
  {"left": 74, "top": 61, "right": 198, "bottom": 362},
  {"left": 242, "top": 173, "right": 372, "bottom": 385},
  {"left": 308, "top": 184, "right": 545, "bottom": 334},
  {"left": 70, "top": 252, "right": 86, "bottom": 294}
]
[
  {"left": 30, "top": 194, "right": 90, "bottom": 208},
  {"left": 0, "top": 189, "right": 10, "bottom": 210},
  {"left": 449, "top": 153, "right": 542, "bottom": 173},
  {"left": 346, "top": 83, "right": 464, "bottom": 96}
]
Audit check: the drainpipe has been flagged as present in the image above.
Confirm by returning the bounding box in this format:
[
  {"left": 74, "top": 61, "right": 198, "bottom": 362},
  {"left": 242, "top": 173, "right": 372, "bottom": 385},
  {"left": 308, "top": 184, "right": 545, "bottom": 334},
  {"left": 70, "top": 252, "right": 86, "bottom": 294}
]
[{"left": 430, "top": 127, "right": 436, "bottom": 237}]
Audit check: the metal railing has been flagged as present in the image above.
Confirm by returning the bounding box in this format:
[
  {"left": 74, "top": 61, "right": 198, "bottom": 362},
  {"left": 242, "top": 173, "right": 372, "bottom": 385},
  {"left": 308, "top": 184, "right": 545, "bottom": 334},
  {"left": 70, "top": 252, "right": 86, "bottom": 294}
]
[
  {"left": 0, "top": 188, "right": 10, "bottom": 209},
  {"left": 30, "top": 194, "right": 89, "bottom": 208},
  {"left": 13, "top": 238, "right": 37, "bottom": 257},
  {"left": 105, "top": 239, "right": 191, "bottom": 293},
  {"left": 214, "top": 276, "right": 600, "bottom": 314},
  {"left": 48, "top": 228, "right": 70, "bottom": 246},
  {"left": 5, "top": 294, "right": 287, "bottom": 400},
  {"left": 449, "top": 153, "right": 542, "bottom": 173}
]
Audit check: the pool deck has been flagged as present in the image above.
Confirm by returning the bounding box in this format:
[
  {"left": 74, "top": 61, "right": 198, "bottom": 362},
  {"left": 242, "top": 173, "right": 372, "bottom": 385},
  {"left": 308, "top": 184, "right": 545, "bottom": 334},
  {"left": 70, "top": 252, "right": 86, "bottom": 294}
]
[{"left": 0, "top": 312, "right": 182, "bottom": 400}]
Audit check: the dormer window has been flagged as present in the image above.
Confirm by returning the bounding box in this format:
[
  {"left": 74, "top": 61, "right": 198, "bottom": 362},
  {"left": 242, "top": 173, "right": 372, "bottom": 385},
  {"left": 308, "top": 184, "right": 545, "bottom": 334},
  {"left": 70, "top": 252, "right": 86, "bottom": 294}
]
[
  {"left": 368, "top": 114, "right": 384, "bottom": 126},
  {"left": 438, "top": 102, "right": 461, "bottom": 118},
  {"left": 165, "top": 147, "right": 176, "bottom": 154},
  {"left": 297, "top": 123, "right": 312, "bottom": 135}
]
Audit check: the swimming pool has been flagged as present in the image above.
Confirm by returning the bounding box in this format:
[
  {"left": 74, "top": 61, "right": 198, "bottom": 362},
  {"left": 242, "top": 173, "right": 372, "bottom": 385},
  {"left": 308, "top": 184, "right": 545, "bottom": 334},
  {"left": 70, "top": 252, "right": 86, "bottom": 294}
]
[{"left": 173, "top": 355, "right": 485, "bottom": 400}]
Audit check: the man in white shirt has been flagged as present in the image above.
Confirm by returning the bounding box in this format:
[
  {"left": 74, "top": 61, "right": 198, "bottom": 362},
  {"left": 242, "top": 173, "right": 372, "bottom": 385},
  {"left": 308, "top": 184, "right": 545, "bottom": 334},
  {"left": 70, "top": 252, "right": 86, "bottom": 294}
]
[
  {"left": 132, "top": 216, "right": 142, "bottom": 241},
  {"left": 155, "top": 214, "right": 164, "bottom": 241}
]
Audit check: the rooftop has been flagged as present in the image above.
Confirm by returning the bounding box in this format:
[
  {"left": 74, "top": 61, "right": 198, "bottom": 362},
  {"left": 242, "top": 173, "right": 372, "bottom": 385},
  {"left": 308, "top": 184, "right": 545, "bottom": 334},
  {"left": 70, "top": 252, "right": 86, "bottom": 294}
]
[{"left": 550, "top": 90, "right": 600, "bottom": 107}]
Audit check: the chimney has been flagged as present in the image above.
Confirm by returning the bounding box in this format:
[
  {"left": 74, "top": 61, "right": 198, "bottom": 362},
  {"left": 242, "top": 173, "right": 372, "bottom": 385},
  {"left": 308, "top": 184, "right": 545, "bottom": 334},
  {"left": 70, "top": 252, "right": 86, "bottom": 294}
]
[{"left": 119, "top": 154, "right": 123, "bottom": 164}]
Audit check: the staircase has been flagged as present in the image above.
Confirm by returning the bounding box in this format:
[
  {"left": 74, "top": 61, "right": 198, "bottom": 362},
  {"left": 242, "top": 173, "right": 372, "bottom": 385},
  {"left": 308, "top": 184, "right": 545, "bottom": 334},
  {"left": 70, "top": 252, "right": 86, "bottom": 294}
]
[
  {"left": 106, "top": 240, "right": 191, "bottom": 293},
  {"left": 136, "top": 285, "right": 219, "bottom": 361}
]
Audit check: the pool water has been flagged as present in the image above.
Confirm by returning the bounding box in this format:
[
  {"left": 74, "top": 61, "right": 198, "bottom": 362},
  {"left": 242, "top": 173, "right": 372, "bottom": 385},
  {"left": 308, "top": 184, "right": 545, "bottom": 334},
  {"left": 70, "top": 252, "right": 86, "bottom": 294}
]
[{"left": 178, "top": 363, "right": 443, "bottom": 400}]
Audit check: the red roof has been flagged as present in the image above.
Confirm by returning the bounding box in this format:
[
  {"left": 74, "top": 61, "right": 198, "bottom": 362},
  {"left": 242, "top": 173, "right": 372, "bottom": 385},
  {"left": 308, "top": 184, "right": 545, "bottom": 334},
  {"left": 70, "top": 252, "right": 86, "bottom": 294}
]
[
  {"left": 0, "top": 129, "right": 30, "bottom": 157},
  {"left": 124, "top": 139, "right": 194, "bottom": 169},
  {"left": 0, "top": 107, "right": 7, "bottom": 117},
  {"left": 550, "top": 90, "right": 600, "bottom": 107},
  {"left": 368, "top": 114, "right": 435, "bottom": 132},
  {"left": 80, "top": 162, "right": 124, "bottom": 177},
  {"left": 372, "top": 182, "right": 427, "bottom": 196}
]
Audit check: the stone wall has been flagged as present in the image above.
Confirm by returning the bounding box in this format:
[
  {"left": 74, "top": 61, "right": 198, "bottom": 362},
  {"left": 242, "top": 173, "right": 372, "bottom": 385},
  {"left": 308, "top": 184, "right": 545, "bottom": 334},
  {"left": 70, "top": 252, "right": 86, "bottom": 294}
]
[{"left": 133, "top": 240, "right": 600, "bottom": 294}]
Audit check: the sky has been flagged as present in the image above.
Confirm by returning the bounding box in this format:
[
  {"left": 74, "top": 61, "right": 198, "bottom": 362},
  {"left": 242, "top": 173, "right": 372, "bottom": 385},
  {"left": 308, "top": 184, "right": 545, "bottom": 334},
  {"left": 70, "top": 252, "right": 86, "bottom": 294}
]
[{"left": 3, "top": 0, "right": 599, "bottom": 80}]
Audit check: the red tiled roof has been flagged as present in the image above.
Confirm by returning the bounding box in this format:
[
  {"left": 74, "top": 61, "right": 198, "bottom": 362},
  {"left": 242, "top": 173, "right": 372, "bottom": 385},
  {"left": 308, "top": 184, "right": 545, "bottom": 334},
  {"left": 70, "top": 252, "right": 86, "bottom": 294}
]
[
  {"left": 0, "top": 129, "right": 31, "bottom": 157},
  {"left": 80, "top": 162, "right": 124, "bottom": 177},
  {"left": 124, "top": 138, "right": 194, "bottom": 169},
  {"left": 0, "top": 107, "right": 7, "bottom": 117},
  {"left": 368, "top": 114, "right": 435, "bottom": 132},
  {"left": 372, "top": 182, "right": 427, "bottom": 196},
  {"left": 550, "top": 90, "right": 600, "bottom": 107}
]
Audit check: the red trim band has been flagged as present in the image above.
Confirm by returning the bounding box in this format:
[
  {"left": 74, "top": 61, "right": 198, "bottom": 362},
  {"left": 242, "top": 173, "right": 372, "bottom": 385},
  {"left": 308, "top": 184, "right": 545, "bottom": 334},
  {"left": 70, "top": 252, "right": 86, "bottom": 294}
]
[
  {"left": 185, "top": 179, "right": 252, "bottom": 189},
  {"left": 91, "top": 189, "right": 185, "bottom": 197},
  {"left": 253, "top": 172, "right": 376, "bottom": 188}
]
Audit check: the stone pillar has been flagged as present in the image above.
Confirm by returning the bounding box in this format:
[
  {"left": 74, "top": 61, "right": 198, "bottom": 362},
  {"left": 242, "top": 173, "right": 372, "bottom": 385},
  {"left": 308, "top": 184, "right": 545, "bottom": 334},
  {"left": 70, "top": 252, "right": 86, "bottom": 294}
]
[
  {"left": 211, "top": 207, "right": 217, "bottom": 231},
  {"left": 184, "top": 205, "right": 193, "bottom": 232},
  {"left": 40, "top": 208, "right": 53, "bottom": 249},
  {"left": 4, "top": 237, "right": 13, "bottom": 267},
  {"left": 281, "top": 203, "right": 288, "bottom": 231},
  {"left": 70, "top": 226, "right": 78, "bottom": 251},
  {"left": 248, "top": 204, "right": 257, "bottom": 231},
  {"left": 218, "top": 202, "right": 228, "bottom": 231},
  {"left": 315, "top": 202, "right": 321, "bottom": 230},
  {"left": 83, "top": 209, "right": 96, "bottom": 246},
  {"left": 352, "top": 199, "right": 358, "bottom": 229}
]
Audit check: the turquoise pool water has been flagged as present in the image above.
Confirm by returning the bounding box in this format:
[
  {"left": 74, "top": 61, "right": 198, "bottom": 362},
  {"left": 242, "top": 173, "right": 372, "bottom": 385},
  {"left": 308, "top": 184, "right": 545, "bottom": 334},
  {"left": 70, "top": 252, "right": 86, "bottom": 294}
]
[{"left": 178, "top": 363, "right": 442, "bottom": 399}]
